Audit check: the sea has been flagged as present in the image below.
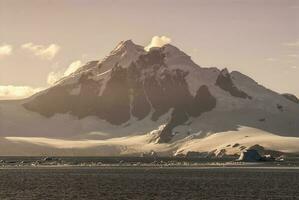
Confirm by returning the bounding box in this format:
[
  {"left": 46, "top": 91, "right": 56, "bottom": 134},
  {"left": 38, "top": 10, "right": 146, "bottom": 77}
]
[{"left": 0, "top": 157, "right": 299, "bottom": 200}]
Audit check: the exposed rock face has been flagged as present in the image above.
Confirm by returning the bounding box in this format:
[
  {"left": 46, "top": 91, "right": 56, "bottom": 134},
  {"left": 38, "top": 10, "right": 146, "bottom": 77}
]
[
  {"left": 129, "top": 64, "right": 151, "bottom": 120},
  {"left": 276, "top": 104, "right": 284, "bottom": 112},
  {"left": 216, "top": 68, "right": 251, "bottom": 99},
  {"left": 282, "top": 93, "right": 299, "bottom": 104},
  {"left": 249, "top": 144, "right": 283, "bottom": 157},
  {"left": 155, "top": 85, "right": 216, "bottom": 143},
  {"left": 184, "top": 151, "right": 210, "bottom": 158},
  {"left": 24, "top": 67, "right": 131, "bottom": 125},
  {"left": 237, "top": 149, "right": 262, "bottom": 162}
]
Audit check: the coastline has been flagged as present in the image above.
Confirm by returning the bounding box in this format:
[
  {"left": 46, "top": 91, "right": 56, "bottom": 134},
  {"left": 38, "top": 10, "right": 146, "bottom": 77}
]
[{"left": 1, "top": 157, "right": 299, "bottom": 169}]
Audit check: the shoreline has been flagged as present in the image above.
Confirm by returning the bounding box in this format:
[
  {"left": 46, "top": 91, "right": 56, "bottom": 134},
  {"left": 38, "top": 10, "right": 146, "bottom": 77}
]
[
  {"left": 1, "top": 156, "right": 299, "bottom": 169},
  {"left": 1, "top": 163, "right": 299, "bottom": 170}
]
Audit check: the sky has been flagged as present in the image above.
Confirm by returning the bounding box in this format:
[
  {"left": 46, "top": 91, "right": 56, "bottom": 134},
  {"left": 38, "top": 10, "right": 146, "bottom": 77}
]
[{"left": 0, "top": 0, "right": 298, "bottom": 99}]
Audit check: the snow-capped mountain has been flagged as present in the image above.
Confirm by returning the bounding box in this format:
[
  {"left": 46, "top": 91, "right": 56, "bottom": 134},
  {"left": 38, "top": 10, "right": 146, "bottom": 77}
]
[{"left": 0, "top": 40, "right": 299, "bottom": 156}]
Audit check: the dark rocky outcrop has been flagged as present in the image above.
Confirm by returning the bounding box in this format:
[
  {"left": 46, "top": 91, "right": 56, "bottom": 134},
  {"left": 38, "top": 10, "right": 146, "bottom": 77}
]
[
  {"left": 131, "top": 49, "right": 217, "bottom": 143},
  {"left": 232, "top": 143, "right": 240, "bottom": 148},
  {"left": 127, "top": 63, "right": 151, "bottom": 120},
  {"left": 238, "top": 146, "right": 279, "bottom": 162},
  {"left": 237, "top": 149, "right": 262, "bottom": 162},
  {"left": 216, "top": 68, "right": 251, "bottom": 99},
  {"left": 258, "top": 118, "right": 266, "bottom": 122},
  {"left": 248, "top": 144, "right": 283, "bottom": 157},
  {"left": 276, "top": 104, "right": 284, "bottom": 112},
  {"left": 156, "top": 85, "right": 217, "bottom": 143},
  {"left": 24, "top": 67, "right": 132, "bottom": 125},
  {"left": 185, "top": 151, "right": 210, "bottom": 158},
  {"left": 99, "top": 66, "right": 131, "bottom": 124},
  {"left": 189, "top": 85, "right": 217, "bottom": 117}
]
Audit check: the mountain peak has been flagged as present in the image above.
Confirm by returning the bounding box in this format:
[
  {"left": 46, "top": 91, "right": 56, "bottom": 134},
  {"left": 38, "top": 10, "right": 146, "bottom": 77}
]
[
  {"left": 4, "top": 39, "right": 299, "bottom": 156},
  {"left": 220, "top": 68, "right": 230, "bottom": 76},
  {"left": 113, "top": 40, "right": 144, "bottom": 53},
  {"left": 117, "top": 39, "right": 134, "bottom": 47}
]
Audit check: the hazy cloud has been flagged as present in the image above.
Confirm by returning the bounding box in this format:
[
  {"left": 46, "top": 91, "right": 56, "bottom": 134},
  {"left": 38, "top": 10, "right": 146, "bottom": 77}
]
[
  {"left": 21, "top": 43, "right": 60, "bottom": 60},
  {"left": 47, "top": 60, "right": 82, "bottom": 85},
  {"left": 287, "top": 54, "right": 299, "bottom": 58},
  {"left": 0, "top": 85, "right": 43, "bottom": 100},
  {"left": 144, "top": 36, "right": 171, "bottom": 51},
  {"left": 265, "top": 57, "right": 277, "bottom": 62},
  {"left": 283, "top": 40, "right": 299, "bottom": 47},
  {"left": 0, "top": 44, "right": 13, "bottom": 59}
]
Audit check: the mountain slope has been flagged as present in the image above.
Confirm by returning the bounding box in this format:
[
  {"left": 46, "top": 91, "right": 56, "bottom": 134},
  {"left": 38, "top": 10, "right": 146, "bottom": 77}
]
[{"left": 0, "top": 40, "right": 299, "bottom": 156}]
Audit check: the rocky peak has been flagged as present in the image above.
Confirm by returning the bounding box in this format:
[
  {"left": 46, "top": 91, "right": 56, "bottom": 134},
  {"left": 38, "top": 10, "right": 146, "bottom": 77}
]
[
  {"left": 112, "top": 40, "right": 145, "bottom": 55},
  {"left": 89, "top": 40, "right": 144, "bottom": 75},
  {"left": 219, "top": 68, "right": 230, "bottom": 77},
  {"left": 216, "top": 68, "right": 252, "bottom": 99}
]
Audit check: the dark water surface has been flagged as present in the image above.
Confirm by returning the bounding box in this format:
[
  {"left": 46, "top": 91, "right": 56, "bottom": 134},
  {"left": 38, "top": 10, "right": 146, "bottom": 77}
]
[{"left": 0, "top": 167, "right": 299, "bottom": 200}]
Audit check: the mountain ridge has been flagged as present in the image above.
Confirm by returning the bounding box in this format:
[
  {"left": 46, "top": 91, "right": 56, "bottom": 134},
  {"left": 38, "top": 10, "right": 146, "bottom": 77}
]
[{"left": 0, "top": 40, "right": 299, "bottom": 156}]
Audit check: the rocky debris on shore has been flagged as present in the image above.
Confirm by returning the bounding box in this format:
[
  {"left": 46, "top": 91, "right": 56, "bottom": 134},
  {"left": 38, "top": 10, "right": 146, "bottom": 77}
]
[
  {"left": 237, "top": 149, "right": 262, "bottom": 162},
  {"left": 237, "top": 149, "right": 277, "bottom": 162},
  {"left": 141, "top": 150, "right": 158, "bottom": 158}
]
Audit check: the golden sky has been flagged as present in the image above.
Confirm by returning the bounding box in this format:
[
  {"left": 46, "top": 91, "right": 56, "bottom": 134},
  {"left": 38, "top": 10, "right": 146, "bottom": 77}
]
[{"left": 0, "top": 0, "right": 298, "bottom": 99}]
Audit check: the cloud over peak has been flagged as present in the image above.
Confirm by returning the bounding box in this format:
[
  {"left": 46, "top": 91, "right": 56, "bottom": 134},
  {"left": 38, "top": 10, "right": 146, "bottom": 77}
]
[
  {"left": 64, "top": 60, "right": 82, "bottom": 76},
  {"left": 47, "top": 60, "right": 83, "bottom": 85},
  {"left": 21, "top": 43, "right": 60, "bottom": 60},
  {"left": 144, "top": 36, "right": 171, "bottom": 51}
]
